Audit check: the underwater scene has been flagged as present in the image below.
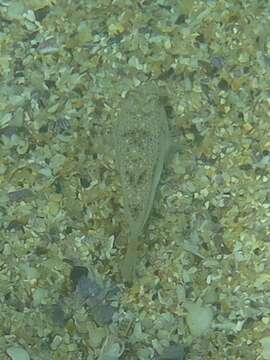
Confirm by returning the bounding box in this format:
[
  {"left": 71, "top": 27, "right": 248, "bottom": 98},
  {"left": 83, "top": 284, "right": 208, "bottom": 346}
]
[{"left": 0, "top": 1, "right": 270, "bottom": 359}]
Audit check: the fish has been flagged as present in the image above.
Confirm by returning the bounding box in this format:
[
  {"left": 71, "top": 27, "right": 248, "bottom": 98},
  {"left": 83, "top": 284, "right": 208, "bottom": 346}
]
[{"left": 113, "top": 82, "right": 169, "bottom": 282}]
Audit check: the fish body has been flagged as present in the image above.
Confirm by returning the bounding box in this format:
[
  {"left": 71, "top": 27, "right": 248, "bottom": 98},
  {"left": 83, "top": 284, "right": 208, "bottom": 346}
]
[{"left": 113, "top": 82, "right": 169, "bottom": 282}]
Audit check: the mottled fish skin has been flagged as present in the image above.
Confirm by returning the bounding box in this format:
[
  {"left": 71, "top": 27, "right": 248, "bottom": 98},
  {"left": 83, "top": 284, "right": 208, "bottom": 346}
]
[{"left": 113, "top": 82, "right": 169, "bottom": 282}]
